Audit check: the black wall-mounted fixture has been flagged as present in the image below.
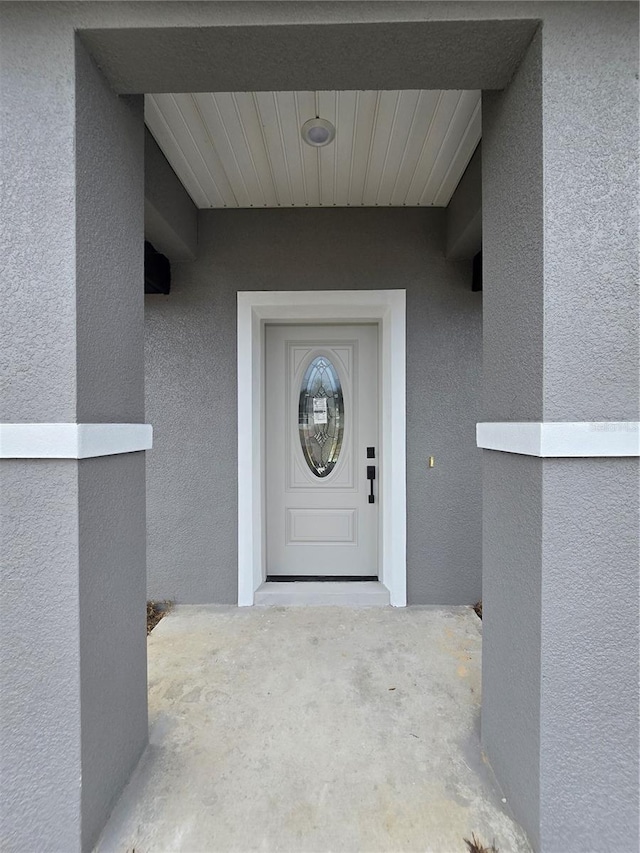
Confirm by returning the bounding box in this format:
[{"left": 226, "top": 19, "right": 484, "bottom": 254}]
[
  {"left": 144, "top": 241, "right": 171, "bottom": 294},
  {"left": 472, "top": 251, "right": 482, "bottom": 292}
]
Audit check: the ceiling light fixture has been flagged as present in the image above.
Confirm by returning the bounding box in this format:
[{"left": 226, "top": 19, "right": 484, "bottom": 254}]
[{"left": 301, "top": 117, "right": 336, "bottom": 147}]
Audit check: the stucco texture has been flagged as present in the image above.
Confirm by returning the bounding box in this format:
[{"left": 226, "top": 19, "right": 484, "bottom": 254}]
[
  {"left": 481, "top": 451, "right": 542, "bottom": 845},
  {"left": 481, "top": 8, "right": 639, "bottom": 852},
  {"left": 145, "top": 208, "right": 482, "bottom": 606},
  {"left": 75, "top": 38, "right": 145, "bottom": 424},
  {"left": 3, "top": 3, "right": 639, "bottom": 852},
  {"left": 540, "top": 6, "right": 639, "bottom": 422},
  {"left": 0, "top": 10, "right": 78, "bottom": 422},
  {"left": 482, "top": 28, "right": 544, "bottom": 422},
  {"left": 1, "top": 21, "right": 148, "bottom": 853},
  {"left": 539, "top": 457, "right": 639, "bottom": 853},
  {"left": 0, "top": 461, "right": 82, "bottom": 851},
  {"left": 78, "top": 454, "right": 148, "bottom": 851}
]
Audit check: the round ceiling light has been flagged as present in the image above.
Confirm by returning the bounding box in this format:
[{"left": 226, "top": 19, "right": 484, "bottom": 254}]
[{"left": 301, "top": 117, "right": 336, "bottom": 147}]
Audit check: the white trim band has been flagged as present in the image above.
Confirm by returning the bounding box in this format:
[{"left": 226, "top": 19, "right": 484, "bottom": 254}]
[
  {"left": 0, "top": 423, "right": 153, "bottom": 459},
  {"left": 477, "top": 422, "right": 640, "bottom": 457}
]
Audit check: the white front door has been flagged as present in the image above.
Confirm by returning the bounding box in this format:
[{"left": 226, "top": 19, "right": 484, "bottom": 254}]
[{"left": 265, "top": 324, "right": 379, "bottom": 577}]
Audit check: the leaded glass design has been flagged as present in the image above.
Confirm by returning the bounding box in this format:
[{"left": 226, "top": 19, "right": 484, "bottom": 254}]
[{"left": 298, "top": 356, "right": 344, "bottom": 477}]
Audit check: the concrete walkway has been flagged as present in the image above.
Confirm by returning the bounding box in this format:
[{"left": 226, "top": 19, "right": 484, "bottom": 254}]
[{"left": 96, "top": 606, "right": 532, "bottom": 853}]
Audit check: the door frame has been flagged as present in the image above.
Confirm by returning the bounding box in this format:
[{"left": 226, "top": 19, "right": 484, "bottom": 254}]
[{"left": 237, "top": 290, "right": 406, "bottom": 606}]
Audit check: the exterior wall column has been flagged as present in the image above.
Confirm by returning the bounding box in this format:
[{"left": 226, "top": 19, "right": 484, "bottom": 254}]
[
  {"left": 0, "top": 10, "right": 148, "bottom": 852},
  {"left": 480, "top": 8, "right": 639, "bottom": 853}
]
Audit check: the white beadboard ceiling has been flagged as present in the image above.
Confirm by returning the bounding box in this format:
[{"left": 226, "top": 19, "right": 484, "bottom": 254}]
[{"left": 145, "top": 90, "right": 481, "bottom": 209}]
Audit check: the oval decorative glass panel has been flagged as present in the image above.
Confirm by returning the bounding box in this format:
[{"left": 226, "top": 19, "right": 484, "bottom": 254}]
[{"left": 298, "top": 356, "right": 344, "bottom": 478}]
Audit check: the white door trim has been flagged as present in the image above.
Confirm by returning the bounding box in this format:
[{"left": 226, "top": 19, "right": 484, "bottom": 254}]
[{"left": 237, "top": 290, "right": 407, "bottom": 607}]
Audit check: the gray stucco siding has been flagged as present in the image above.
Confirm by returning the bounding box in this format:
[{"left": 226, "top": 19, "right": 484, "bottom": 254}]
[
  {"left": 539, "top": 456, "right": 640, "bottom": 852},
  {"left": 2, "top": 3, "right": 638, "bottom": 850},
  {"left": 482, "top": 28, "right": 544, "bottom": 423},
  {"left": 540, "top": 4, "right": 639, "bottom": 422},
  {"left": 75, "top": 38, "right": 145, "bottom": 425},
  {"left": 481, "top": 451, "right": 542, "bottom": 846},
  {"left": 481, "top": 9, "right": 639, "bottom": 851},
  {"left": 145, "top": 207, "right": 483, "bottom": 606},
  {"left": 0, "top": 460, "right": 83, "bottom": 851},
  {"left": 0, "top": 19, "right": 149, "bottom": 852},
  {"left": 0, "top": 11, "right": 78, "bottom": 422},
  {"left": 78, "top": 453, "right": 148, "bottom": 851}
]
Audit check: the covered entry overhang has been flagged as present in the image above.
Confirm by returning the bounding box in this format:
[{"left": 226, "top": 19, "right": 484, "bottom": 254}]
[{"left": 1, "top": 4, "right": 638, "bottom": 853}]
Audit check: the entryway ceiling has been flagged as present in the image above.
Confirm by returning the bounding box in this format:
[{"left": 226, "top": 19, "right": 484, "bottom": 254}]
[{"left": 145, "top": 90, "right": 480, "bottom": 209}]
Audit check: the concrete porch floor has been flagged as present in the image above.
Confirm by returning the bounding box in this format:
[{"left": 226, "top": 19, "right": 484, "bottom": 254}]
[{"left": 96, "top": 606, "right": 532, "bottom": 853}]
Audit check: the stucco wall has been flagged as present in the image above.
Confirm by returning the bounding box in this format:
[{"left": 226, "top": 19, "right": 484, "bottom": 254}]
[
  {"left": 4, "top": 4, "right": 637, "bottom": 850},
  {"left": 0, "top": 18, "right": 148, "bottom": 852},
  {"left": 145, "top": 208, "right": 482, "bottom": 605},
  {"left": 481, "top": 28, "right": 545, "bottom": 847},
  {"left": 482, "top": 9, "right": 639, "bottom": 852},
  {"left": 540, "top": 457, "right": 639, "bottom": 852},
  {"left": 75, "top": 38, "right": 148, "bottom": 852},
  {"left": 0, "top": 461, "right": 83, "bottom": 851}
]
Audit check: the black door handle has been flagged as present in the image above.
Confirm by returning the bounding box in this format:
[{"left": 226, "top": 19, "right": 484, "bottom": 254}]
[{"left": 367, "top": 465, "right": 376, "bottom": 504}]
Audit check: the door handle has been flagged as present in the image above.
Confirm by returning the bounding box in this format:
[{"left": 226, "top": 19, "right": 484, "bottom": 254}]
[{"left": 367, "top": 465, "right": 376, "bottom": 504}]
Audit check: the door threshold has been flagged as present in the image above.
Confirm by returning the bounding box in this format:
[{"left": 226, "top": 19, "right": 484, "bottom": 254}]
[
  {"left": 254, "top": 581, "right": 390, "bottom": 607},
  {"left": 266, "top": 575, "right": 378, "bottom": 583}
]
